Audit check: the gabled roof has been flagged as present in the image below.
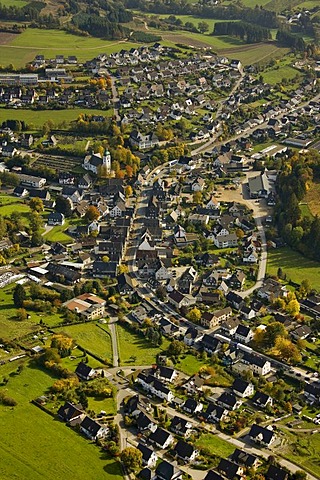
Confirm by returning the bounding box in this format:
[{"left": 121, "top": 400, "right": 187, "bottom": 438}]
[
  {"left": 149, "top": 427, "right": 171, "bottom": 447},
  {"left": 265, "top": 465, "right": 288, "bottom": 480},
  {"left": 75, "top": 362, "right": 94, "bottom": 379},
  {"left": 80, "top": 416, "right": 103, "bottom": 436},
  {"left": 57, "top": 401, "right": 83, "bottom": 421},
  {"left": 136, "top": 411, "right": 154, "bottom": 430},
  {"left": 252, "top": 391, "right": 272, "bottom": 407},
  {"left": 204, "top": 471, "right": 225, "bottom": 480},
  {"left": 155, "top": 460, "right": 182, "bottom": 480},
  {"left": 231, "top": 448, "right": 258, "bottom": 467},
  {"left": 218, "top": 392, "right": 238, "bottom": 408},
  {"left": 218, "top": 458, "right": 240, "bottom": 479},
  {"left": 137, "top": 443, "right": 155, "bottom": 462},
  {"left": 174, "top": 440, "right": 195, "bottom": 459},
  {"left": 249, "top": 424, "right": 275, "bottom": 444},
  {"left": 232, "top": 378, "right": 252, "bottom": 394}
]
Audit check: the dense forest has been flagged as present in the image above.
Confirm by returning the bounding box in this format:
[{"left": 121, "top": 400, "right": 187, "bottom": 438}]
[
  {"left": 213, "top": 21, "right": 271, "bottom": 44},
  {"left": 275, "top": 150, "right": 320, "bottom": 261}
]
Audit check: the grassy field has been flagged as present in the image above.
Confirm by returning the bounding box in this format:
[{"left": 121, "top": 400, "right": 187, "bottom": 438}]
[
  {"left": 267, "top": 247, "right": 320, "bottom": 290},
  {"left": 43, "top": 222, "right": 74, "bottom": 244},
  {"left": 195, "top": 433, "right": 235, "bottom": 458},
  {"left": 57, "top": 323, "right": 113, "bottom": 365},
  {"left": 279, "top": 428, "right": 320, "bottom": 478},
  {"left": 0, "top": 0, "right": 27, "bottom": 5},
  {"left": 117, "top": 324, "right": 170, "bottom": 366},
  {"left": 304, "top": 181, "right": 320, "bottom": 217},
  {"left": 0, "top": 362, "right": 122, "bottom": 480},
  {"left": 0, "top": 107, "right": 112, "bottom": 128},
  {"left": 0, "top": 28, "right": 139, "bottom": 68},
  {"left": 262, "top": 64, "right": 300, "bottom": 84}
]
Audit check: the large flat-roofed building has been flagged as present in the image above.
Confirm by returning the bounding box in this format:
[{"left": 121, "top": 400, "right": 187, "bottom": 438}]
[{"left": 0, "top": 74, "right": 38, "bottom": 86}]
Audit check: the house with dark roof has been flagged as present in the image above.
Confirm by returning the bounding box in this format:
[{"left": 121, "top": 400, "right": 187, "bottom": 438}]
[
  {"left": 57, "top": 401, "right": 84, "bottom": 424},
  {"left": 137, "top": 443, "right": 158, "bottom": 468},
  {"left": 170, "top": 416, "right": 193, "bottom": 437},
  {"left": 136, "top": 411, "right": 156, "bottom": 432},
  {"left": 252, "top": 391, "right": 273, "bottom": 409},
  {"left": 136, "top": 373, "right": 174, "bottom": 402},
  {"left": 204, "top": 471, "right": 225, "bottom": 480},
  {"left": 182, "top": 398, "right": 203, "bottom": 415},
  {"left": 203, "top": 403, "right": 228, "bottom": 423},
  {"left": 231, "top": 448, "right": 258, "bottom": 468},
  {"left": 80, "top": 416, "right": 109, "bottom": 440},
  {"left": 226, "top": 291, "right": 244, "bottom": 310},
  {"left": 217, "top": 392, "right": 242, "bottom": 411},
  {"left": 48, "top": 211, "right": 65, "bottom": 226},
  {"left": 218, "top": 458, "right": 244, "bottom": 480},
  {"left": 242, "top": 352, "right": 271, "bottom": 376},
  {"left": 232, "top": 378, "right": 254, "bottom": 398},
  {"left": 125, "top": 395, "right": 140, "bottom": 417},
  {"left": 265, "top": 465, "right": 288, "bottom": 480},
  {"left": 155, "top": 460, "right": 183, "bottom": 480},
  {"left": 117, "top": 272, "right": 137, "bottom": 294},
  {"left": 47, "top": 262, "right": 82, "bottom": 284},
  {"left": 149, "top": 427, "right": 173, "bottom": 449},
  {"left": 234, "top": 324, "right": 253, "bottom": 344},
  {"left": 174, "top": 440, "right": 198, "bottom": 463},
  {"left": 155, "top": 366, "right": 177, "bottom": 383},
  {"left": 184, "top": 327, "right": 200, "bottom": 346},
  {"left": 249, "top": 424, "right": 276, "bottom": 447},
  {"left": 75, "top": 362, "right": 95, "bottom": 381},
  {"left": 201, "top": 334, "right": 221, "bottom": 355},
  {"left": 291, "top": 325, "right": 311, "bottom": 341}
]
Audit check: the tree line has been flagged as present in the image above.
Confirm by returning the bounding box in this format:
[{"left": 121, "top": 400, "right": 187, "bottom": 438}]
[
  {"left": 213, "top": 21, "right": 271, "bottom": 44},
  {"left": 276, "top": 29, "right": 306, "bottom": 51},
  {"left": 275, "top": 150, "right": 320, "bottom": 261}
]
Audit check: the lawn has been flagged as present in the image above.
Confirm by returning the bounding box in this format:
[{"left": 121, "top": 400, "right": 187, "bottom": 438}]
[
  {"left": 43, "top": 222, "right": 74, "bottom": 244},
  {"left": 279, "top": 428, "right": 320, "bottom": 478},
  {"left": 195, "top": 433, "right": 235, "bottom": 458},
  {"left": 267, "top": 247, "right": 320, "bottom": 290},
  {"left": 175, "top": 354, "right": 208, "bottom": 376},
  {"left": 0, "top": 28, "right": 139, "bottom": 67},
  {"left": 300, "top": 203, "right": 314, "bottom": 220},
  {"left": 0, "top": 107, "right": 112, "bottom": 129},
  {"left": 117, "top": 324, "right": 170, "bottom": 366},
  {"left": 57, "top": 323, "right": 113, "bottom": 365},
  {"left": 0, "top": 362, "right": 122, "bottom": 480}
]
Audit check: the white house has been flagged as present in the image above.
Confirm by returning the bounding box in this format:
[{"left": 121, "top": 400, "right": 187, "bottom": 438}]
[{"left": 80, "top": 416, "right": 109, "bottom": 441}]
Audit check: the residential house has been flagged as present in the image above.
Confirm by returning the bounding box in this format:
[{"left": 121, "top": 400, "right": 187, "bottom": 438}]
[
  {"left": 201, "top": 334, "right": 221, "bottom": 355},
  {"left": 258, "top": 278, "right": 288, "bottom": 301},
  {"left": 249, "top": 424, "right": 276, "bottom": 447},
  {"left": 155, "top": 366, "right": 177, "bottom": 384},
  {"left": 226, "top": 291, "right": 244, "bottom": 310},
  {"left": 242, "top": 352, "right": 271, "bottom": 376},
  {"left": 214, "top": 233, "right": 238, "bottom": 249},
  {"left": 218, "top": 459, "right": 244, "bottom": 480},
  {"left": 304, "top": 382, "right": 320, "bottom": 404},
  {"left": 170, "top": 416, "right": 193, "bottom": 437},
  {"left": 203, "top": 403, "right": 228, "bottom": 423},
  {"left": 234, "top": 324, "right": 254, "bottom": 344},
  {"left": 136, "top": 373, "right": 174, "bottom": 402},
  {"left": 252, "top": 392, "right": 273, "bottom": 409},
  {"left": 154, "top": 461, "right": 183, "bottom": 480},
  {"left": 137, "top": 443, "right": 158, "bottom": 468},
  {"left": 232, "top": 378, "right": 254, "bottom": 398},
  {"left": 149, "top": 427, "right": 174, "bottom": 450},
  {"left": 174, "top": 440, "right": 198, "bottom": 463},
  {"left": 75, "top": 362, "right": 95, "bottom": 381},
  {"left": 221, "top": 318, "right": 240, "bottom": 336},
  {"left": 291, "top": 325, "right": 311, "bottom": 341},
  {"left": 168, "top": 290, "right": 196, "bottom": 309},
  {"left": 217, "top": 392, "right": 242, "bottom": 411},
  {"left": 204, "top": 471, "right": 225, "bottom": 480},
  {"left": 182, "top": 398, "right": 203, "bottom": 415},
  {"left": 47, "top": 212, "right": 65, "bottom": 226},
  {"left": 184, "top": 327, "right": 199, "bottom": 346},
  {"left": 230, "top": 449, "right": 258, "bottom": 468},
  {"left": 57, "top": 401, "right": 84, "bottom": 424},
  {"left": 265, "top": 465, "right": 288, "bottom": 480},
  {"left": 136, "top": 411, "right": 156, "bottom": 432},
  {"left": 80, "top": 416, "right": 109, "bottom": 441},
  {"left": 200, "top": 307, "right": 232, "bottom": 328}
]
